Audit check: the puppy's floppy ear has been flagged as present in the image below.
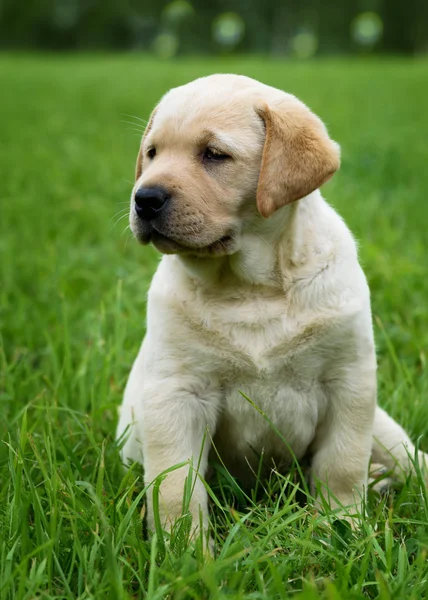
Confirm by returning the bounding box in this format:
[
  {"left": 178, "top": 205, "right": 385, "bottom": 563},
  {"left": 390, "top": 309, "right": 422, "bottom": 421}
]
[
  {"left": 255, "top": 100, "right": 340, "bottom": 218},
  {"left": 135, "top": 106, "right": 158, "bottom": 181}
]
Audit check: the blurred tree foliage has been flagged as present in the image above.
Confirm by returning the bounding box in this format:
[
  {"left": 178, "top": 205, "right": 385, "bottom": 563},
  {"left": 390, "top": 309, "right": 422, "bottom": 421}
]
[{"left": 1, "top": 0, "right": 427, "bottom": 55}]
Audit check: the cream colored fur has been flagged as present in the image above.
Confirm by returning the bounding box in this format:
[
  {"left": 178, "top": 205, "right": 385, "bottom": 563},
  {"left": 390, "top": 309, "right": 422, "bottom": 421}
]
[{"left": 116, "top": 74, "right": 427, "bottom": 537}]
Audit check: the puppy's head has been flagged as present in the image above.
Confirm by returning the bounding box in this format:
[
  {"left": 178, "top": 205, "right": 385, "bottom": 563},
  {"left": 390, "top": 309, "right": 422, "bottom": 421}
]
[{"left": 130, "top": 74, "right": 340, "bottom": 256}]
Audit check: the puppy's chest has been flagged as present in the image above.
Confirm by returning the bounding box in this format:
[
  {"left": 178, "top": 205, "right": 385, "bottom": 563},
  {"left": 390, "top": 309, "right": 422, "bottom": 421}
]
[
  {"left": 186, "top": 291, "right": 327, "bottom": 375},
  {"left": 208, "top": 298, "right": 329, "bottom": 471},
  {"left": 182, "top": 289, "right": 331, "bottom": 471}
]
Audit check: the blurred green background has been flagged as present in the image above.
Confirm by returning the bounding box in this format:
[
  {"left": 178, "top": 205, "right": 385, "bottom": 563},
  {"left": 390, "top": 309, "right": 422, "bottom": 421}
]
[{"left": 2, "top": 0, "right": 428, "bottom": 57}]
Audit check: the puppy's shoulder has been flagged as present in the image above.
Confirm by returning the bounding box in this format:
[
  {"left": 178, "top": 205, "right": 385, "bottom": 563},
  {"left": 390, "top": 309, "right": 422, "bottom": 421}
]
[{"left": 284, "top": 196, "right": 370, "bottom": 321}]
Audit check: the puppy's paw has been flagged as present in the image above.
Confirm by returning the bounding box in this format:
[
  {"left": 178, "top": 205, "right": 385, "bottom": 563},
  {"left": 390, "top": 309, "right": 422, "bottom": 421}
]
[
  {"left": 313, "top": 505, "right": 362, "bottom": 532},
  {"left": 369, "top": 462, "right": 394, "bottom": 495}
]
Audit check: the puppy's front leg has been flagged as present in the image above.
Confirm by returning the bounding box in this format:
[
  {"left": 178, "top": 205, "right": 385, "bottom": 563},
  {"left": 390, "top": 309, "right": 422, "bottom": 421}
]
[
  {"left": 142, "top": 378, "right": 220, "bottom": 538},
  {"left": 311, "top": 359, "right": 377, "bottom": 516}
]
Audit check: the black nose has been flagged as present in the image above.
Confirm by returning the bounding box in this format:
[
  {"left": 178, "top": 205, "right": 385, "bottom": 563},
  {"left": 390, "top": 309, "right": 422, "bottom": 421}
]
[{"left": 134, "top": 186, "right": 170, "bottom": 221}]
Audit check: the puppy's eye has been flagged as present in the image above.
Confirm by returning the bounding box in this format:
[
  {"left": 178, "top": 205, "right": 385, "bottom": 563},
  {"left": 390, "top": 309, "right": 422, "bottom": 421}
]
[
  {"left": 147, "top": 147, "right": 156, "bottom": 160},
  {"left": 203, "top": 147, "right": 230, "bottom": 162}
]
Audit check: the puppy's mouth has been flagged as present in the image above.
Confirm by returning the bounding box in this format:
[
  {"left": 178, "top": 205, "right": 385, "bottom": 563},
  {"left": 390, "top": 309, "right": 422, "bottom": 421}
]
[{"left": 138, "top": 227, "right": 236, "bottom": 257}]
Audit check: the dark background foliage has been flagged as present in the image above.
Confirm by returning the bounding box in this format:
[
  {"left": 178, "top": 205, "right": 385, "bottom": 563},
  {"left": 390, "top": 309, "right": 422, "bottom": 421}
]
[{"left": 2, "top": 0, "right": 428, "bottom": 56}]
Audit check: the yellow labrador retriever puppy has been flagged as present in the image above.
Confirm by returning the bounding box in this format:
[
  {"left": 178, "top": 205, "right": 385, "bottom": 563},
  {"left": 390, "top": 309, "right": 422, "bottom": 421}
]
[{"left": 116, "top": 74, "right": 427, "bottom": 536}]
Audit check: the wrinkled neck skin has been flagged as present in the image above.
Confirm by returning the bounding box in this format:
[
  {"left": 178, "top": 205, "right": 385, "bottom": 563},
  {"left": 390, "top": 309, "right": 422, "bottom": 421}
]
[{"left": 175, "top": 191, "right": 333, "bottom": 293}]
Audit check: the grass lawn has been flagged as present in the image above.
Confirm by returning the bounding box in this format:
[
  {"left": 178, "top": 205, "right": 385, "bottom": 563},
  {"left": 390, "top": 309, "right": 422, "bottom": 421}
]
[{"left": 1, "top": 53, "right": 428, "bottom": 599}]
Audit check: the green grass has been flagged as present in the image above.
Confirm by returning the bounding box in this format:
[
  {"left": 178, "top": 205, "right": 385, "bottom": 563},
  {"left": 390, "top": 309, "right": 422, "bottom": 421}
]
[{"left": 1, "top": 53, "right": 428, "bottom": 599}]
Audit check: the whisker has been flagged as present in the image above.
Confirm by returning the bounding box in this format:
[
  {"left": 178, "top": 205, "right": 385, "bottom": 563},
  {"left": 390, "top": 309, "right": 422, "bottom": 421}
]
[
  {"left": 111, "top": 212, "right": 130, "bottom": 232},
  {"left": 121, "top": 224, "right": 131, "bottom": 238},
  {"left": 123, "top": 129, "right": 146, "bottom": 139},
  {"left": 121, "top": 113, "right": 148, "bottom": 125},
  {"left": 189, "top": 224, "right": 199, "bottom": 237},
  {"left": 121, "top": 127, "right": 145, "bottom": 137},
  {"left": 124, "top": 228, "right": 134, "bottom": 251},
  {"left": 121, "top": 120, "right": 146, "bottom": 131},
  {"left": 109, "top": 207, "right": 129, "bottom": 224}
]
